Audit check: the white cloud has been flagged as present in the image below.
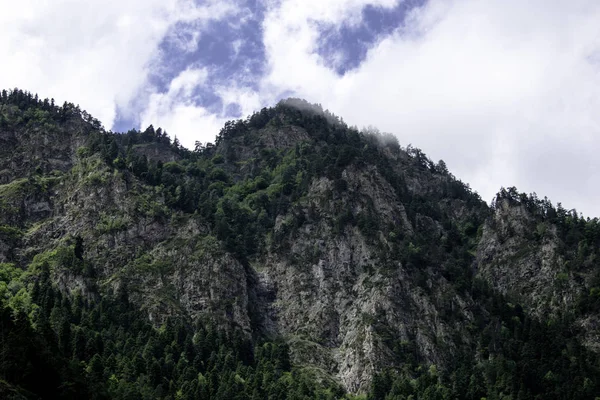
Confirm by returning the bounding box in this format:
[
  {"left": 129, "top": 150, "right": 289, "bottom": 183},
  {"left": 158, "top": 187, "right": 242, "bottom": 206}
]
[
  {"left": 255, "top": 0, "right": 600, "bottom": 216},
  {"left": 140, "top": 67, "right": 228, "bottom": 148},
  {"left": 3, "top": 0, "right": 600, "bottom": 216},
  {"left": 216, "top": 84, "right": 263, "bottom": 118},
  {"left": 0, "top": 0, "right": 236, "bottom": 129},
  {"left": 143, "top": 102, "right": 226, "bottom": 149}
]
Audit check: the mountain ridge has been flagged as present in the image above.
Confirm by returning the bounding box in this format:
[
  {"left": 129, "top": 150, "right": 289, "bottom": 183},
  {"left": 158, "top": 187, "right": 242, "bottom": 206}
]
[{"left": 1, "top": 88, "right": 599, "bottom": 399}]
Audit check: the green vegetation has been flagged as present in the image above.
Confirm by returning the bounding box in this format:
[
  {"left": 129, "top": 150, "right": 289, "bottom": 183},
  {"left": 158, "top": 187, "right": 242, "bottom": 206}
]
[
  {"left": 0, "top": 178, "right": 29, "bottom": 199},
  {"left": 1, "top": 89, "right": 600, "bottom": 399},
  {"left": 0, "top": 262, "right": 348, "bottom": 399},
  {"left": 370, "top": 278, "right": 600, "bottom": 399}
]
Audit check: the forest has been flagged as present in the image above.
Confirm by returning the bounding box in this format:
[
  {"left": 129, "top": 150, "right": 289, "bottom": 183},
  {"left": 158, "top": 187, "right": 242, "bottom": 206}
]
[{"left": 1, "top": 88, "right": 599, "bottom": 399}]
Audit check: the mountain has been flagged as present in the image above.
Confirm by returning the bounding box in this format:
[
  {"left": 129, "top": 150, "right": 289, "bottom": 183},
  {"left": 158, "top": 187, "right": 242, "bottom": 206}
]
[{"left": 0, "top": 88, "right": 599, "bottom": 399}]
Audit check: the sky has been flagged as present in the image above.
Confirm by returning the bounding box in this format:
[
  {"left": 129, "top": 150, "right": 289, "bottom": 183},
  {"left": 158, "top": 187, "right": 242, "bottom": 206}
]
[{"left": 1, "top": 0, "right": 600, "bottom": 217}]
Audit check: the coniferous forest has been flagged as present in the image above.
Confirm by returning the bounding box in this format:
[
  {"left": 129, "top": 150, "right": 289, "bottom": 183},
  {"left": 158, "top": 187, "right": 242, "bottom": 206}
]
[{"left": 1, "top": 88, "right": 600, "bottom": 399}]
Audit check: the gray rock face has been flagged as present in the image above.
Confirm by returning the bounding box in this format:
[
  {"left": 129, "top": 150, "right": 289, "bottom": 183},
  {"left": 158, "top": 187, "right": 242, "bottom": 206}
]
[
  {"left": 0, "top": 123, "right": 484, "bottom": 394},
  {"left": 475, "top": 197, "right": 599, "bottom": 351},
  {"left": 3, "top": 109, "right": 598, "bottom": 395},
  {"left": 252, "top": 166, "right": 477, "bottom": 392},
  {"left": 476, "top": 199, "right": 576, "bottom": 316},
  {"left": 477, "top": 201, "right": 570, "bottom": 315}
]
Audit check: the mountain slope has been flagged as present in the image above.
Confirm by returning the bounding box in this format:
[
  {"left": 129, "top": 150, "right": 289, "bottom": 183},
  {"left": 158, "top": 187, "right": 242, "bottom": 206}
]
[{"left": 0, "top": 89, "right": 599, "bottom": 399}]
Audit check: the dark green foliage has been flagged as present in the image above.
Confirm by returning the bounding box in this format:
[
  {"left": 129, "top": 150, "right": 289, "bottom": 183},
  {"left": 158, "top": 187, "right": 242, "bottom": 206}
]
[
  {"left": 494, "top": 187, "right": 600, "bottom": 315},
  {"left": 3, "top": 89, "right": 600, "bottom": 399},
  {"left": 0, "top": 88, "right": 88, "bottom": 128},
  {"left": 371, "top": 281, "right": 600, "bottom": 400},
  {"left": 1, "top": 262, "right": 346, "bottom": 399}
]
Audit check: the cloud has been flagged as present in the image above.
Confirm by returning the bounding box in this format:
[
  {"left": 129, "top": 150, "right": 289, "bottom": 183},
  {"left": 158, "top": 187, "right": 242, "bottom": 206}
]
[
  {"left": 3, "top": 0, "right": 600, "bottom": 216},
  {"left": 0, "top": 0, "right": 237, "bottom": 130},
  {"left": 140, "top": 67, "right": 229, "bottom": 148},
  {"left": 314, "top": 0, "right": 425, "bottom": 73},
  {"left": 255, "top": 0, "right": 600, "bottom": 216},
  {"left": 135, "top": 0, "right": 267, "bottom": 145}
]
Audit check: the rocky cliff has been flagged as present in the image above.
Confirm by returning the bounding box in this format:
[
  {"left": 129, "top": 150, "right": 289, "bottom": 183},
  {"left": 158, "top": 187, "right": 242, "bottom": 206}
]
[{"left": 1, "top": 90, "right": 599, "bottom": 399}]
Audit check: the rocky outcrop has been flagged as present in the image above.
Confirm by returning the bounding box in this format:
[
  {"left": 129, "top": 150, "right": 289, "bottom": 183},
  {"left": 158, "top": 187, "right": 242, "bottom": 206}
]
[
  {"left": 476, "top": 198, "right": 579, "bottom": 316},
  {"left": 256, "top": 166, "right": 477, "bottom": 391},
  {"left": 3, "top": 96, "right": 599, "bottom": 395}
]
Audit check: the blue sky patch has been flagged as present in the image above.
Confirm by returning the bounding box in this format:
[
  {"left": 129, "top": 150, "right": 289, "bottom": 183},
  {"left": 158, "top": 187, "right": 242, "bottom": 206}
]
[
  {"left": 315, "top": 0, "right": 426, "bottom": 75},
  {"left": 113, "top": 0, "right": 426, "bottom": 133},
  {"left": 113, "top": 0, "right": 266, "bottom": 132}
]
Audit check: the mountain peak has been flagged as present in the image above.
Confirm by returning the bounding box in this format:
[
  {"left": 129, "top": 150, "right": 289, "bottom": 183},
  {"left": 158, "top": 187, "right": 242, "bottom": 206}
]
[{"left": 1, "top": 89, "right": 599, "bottom": 399}]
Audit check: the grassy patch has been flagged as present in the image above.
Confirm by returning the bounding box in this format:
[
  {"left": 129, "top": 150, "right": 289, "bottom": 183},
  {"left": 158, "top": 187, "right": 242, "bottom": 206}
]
[
  {"left": 0, "top": 225, "right": 23, "bottom": 240},
  {"left": 97, "top": 213, "right": 130, "bottom": 234},
  {"left": 29, "top": 244, "right": 82, "bottom": 273},
  {"left": 0, "top": 178, "right": 28, "bottom": 199}
]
